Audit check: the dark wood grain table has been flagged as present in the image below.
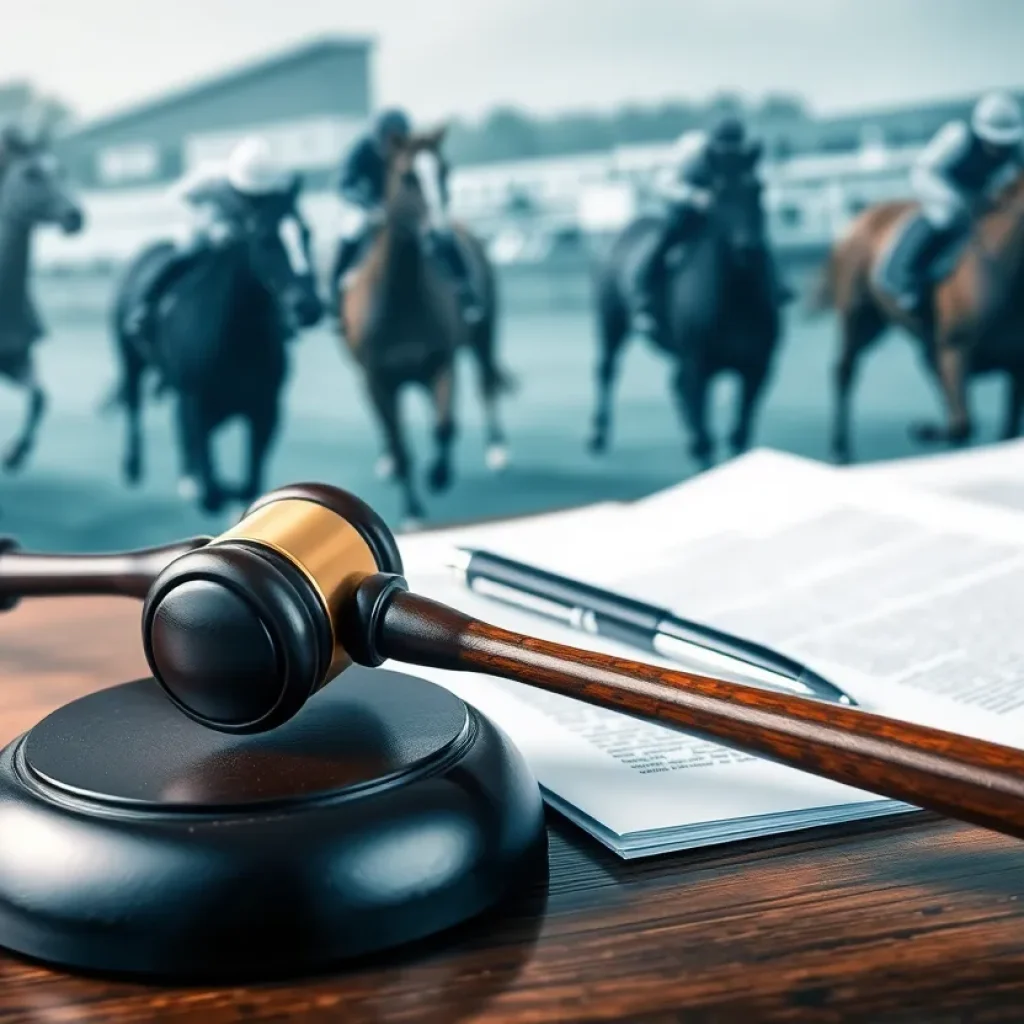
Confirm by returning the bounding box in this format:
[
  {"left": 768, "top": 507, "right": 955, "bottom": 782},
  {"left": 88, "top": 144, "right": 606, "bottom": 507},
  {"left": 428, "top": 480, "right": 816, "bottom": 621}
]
[{"left": 2, "top": 596, "right": 1024, "bottom": 1023}]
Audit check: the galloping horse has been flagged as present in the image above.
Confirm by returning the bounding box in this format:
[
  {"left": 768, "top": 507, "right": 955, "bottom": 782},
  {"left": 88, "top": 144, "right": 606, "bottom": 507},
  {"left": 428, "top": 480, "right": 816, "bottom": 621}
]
[
  {"left": 0, "top": 143, "right": 83, "bottom": 471},
  {"left": 589, "top": 164, "right": 780, "bottom": 469},
  {"left": 339, "top": 126, "right": 512, "bottom": 525},
  {"left": 111, "top": 178, "right": 322, "bottom": 513},
  {"left": 817, "top": 172, "right": 1024, "bottom": 462}
]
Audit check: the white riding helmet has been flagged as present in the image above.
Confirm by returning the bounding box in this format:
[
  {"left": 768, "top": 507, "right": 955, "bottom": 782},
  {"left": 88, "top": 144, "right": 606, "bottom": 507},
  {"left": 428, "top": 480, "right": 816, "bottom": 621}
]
[
  {"left": 971, "top": 91, "right": 1024, "bottom": 146},
  {"left": 226, "top": 136, "right": 291, "bottom": 195},
  {"left": 671, "top": 128, "right": 708, "bottom": 163}
]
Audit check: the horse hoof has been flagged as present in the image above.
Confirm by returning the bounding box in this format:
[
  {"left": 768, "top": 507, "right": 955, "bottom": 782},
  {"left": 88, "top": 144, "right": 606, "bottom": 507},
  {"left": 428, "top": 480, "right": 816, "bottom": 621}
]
[
  {"left": 587, "top": 435, "right": 608, "bottom": 456},
  {"left": 374, "top": 454, "right": 396, "bottom": 481},
  {"left": 485, "top": 444, "right": 509, "bottom": 473},
  {"left": 124, "top": 462, "right": 142, "bottom": 486},
  {"left": 177, "top": 476, "right": 200, "bottom": 502},
  {"left": 2, "top": 444, "right": 29, "bottom": 474},
  {"left": 909, "top": 422, "right": 944, "bottom": 445},
  {"left": 201, "top": 492, "right": 226, "bottom": 515},
  {"left": 427, "top": 462, "right": 452, "bottom": 494}
]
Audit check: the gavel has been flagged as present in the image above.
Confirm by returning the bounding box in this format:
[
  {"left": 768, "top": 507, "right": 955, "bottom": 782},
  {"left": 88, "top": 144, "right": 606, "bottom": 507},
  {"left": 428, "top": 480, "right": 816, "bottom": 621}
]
[{"left": 3, "top": 482, "right": 1024, "bottom": 842}]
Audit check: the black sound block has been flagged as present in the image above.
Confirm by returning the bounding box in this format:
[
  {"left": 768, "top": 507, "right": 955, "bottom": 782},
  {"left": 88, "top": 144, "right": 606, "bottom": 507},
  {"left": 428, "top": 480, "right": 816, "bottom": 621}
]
[{"left": 0, "top": 668, "right": 547, "bottom": 979}]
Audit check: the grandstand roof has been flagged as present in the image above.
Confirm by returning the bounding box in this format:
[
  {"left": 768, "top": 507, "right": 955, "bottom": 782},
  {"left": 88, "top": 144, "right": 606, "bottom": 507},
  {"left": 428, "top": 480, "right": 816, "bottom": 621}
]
[{"left": 64, "top": 35, "right": 373, "bottom": 143}]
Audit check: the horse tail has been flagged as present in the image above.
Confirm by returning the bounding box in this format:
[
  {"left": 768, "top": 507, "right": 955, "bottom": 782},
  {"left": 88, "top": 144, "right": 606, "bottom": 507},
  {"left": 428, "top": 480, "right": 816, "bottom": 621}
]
[
  {"left": 804, "top": 202, "right": 911, "bottom": 321},
  {"left": 463, "top": 229, "right": 518, "bottom": 396},
  {"left": 804, "top": 249, "right": 837, "bottom": 316},
  {"left": 98, "top": 378, "right": 126, "bottom": 415},
  {"left": 474, "top": 294, "right": 518, "bottom": 397}
]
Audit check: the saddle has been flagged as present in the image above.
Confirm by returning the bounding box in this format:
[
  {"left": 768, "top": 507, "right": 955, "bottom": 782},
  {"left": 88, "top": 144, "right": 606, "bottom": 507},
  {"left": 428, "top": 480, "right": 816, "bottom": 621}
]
[
  {"left": 874, "top": 210, "right": 971, "bottom": 305},
  {"left": 125, "top": 244, "right": 205, "bottom": 330}
]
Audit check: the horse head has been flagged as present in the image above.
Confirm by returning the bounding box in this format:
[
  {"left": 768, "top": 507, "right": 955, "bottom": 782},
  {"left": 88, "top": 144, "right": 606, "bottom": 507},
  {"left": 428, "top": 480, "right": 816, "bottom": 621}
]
[
  {"left": 384, "top": 126, "right": 451, "bottom": 235},
  {"left": 708, "top": 148, "right": 766, "bottom": 265},
  {"left": 238, "top": 175, "right": 323, "bottom": 330},
  {"left": 0, "top": 145, "right": 84, "bottom": 235}
]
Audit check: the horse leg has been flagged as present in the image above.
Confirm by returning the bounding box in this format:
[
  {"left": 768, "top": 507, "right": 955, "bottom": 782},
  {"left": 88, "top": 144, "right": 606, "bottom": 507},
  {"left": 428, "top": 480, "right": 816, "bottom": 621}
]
[
  {"left": 588, "top": 286, "right": 630, "bottom": 454},
  {"left": 1000, "top": 369, "right": 1024, "bottom": 441},
  {"left": 910, "top": 334, "right": 972, "bottom": 447},
  {"left": 368, "top": 378, "right": 424, "bottom": 524},
  {"left": 729, "top": 360, "right": 770, "bottom": 456},
  {"left": 831, "top": 303, "right": 884, "bottom": 464},
  {"left": 469, "top": 315, "right": 512, "bottom": 472},
  {"left": 176, "top": 395, "right": 224, "bottom": 513},
  {"left": 670, "top": 359, "right": 714, "bottom": 470},
  {"left": 239, "top": 398, "right": 281, "bottom": 506},
  {"left": 121, "top": 348, "right": 146, "bottom": 486},
  {"left": 427, "top": 366, "right": 457, "bottom": 494},
  {"left": 2, "top": 362, "right": 46, "bottom": 473}
]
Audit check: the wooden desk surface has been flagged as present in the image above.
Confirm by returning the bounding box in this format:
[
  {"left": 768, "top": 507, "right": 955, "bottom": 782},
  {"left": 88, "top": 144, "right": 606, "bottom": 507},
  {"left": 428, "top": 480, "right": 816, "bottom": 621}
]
[{"left": 2, "top": 598, "right": 1024, "bottom": 1023}]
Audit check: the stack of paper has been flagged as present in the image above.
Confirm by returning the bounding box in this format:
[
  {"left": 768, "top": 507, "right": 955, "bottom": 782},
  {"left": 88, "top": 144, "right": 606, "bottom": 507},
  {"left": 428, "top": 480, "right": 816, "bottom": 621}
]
[
  {"left": 393, "top": 443, "right": 1024, "bottom": 858},
  {"left": 849, "top": 439, "right": 1024, "bottom": 511}
]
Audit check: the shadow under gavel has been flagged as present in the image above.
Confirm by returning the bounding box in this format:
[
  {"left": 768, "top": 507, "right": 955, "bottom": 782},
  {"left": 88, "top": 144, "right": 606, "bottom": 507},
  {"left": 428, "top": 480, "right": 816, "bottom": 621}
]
[{"left": 1, "top": 482, "right": 1023, "bottom": 842}]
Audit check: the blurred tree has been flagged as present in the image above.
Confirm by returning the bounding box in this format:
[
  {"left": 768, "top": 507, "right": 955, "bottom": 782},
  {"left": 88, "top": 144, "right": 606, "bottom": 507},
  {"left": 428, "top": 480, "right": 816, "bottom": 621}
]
[
  {"left": 30, "top": 94, "right": 78, "bottom": 138},
  {"left": 443, "top": 92, "right": 812, "bottom": 166},
  {"left": 756, "top": 93, "right": 809, "bottom": 123},
  {"left": 0, "top": 81, "right": 77, "bottom": 140},
  {"left": 479, "top": 108, "right": 542, "bottom": 161},
  {"left": 703, "top": 91, "right": 745, "bottom": 126},
  {"left": 538, "top": 112, "right": 614, "bottom": 156}
]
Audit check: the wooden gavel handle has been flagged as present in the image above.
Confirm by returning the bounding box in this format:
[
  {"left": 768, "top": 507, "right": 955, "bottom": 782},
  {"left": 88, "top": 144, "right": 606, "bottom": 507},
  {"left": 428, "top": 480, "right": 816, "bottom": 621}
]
[
  {"left": 379, "top": 590, "right": 1024, "bottom": 841},
  {"left": 0, "top": 536, "right": 211, "bottom": 605}
]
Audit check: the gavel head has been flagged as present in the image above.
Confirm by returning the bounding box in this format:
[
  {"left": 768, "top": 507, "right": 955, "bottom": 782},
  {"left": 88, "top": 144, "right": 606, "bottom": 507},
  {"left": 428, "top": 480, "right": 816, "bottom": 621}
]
[{"left": 142, "top": 484, "right": 405, "bottom": 734}]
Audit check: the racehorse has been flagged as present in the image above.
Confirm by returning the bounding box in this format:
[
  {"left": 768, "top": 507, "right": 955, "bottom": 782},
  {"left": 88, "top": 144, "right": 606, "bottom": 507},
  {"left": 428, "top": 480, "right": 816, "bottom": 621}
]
[
  {"left": 110, "top": 177, "right": 322, "bottom": 513},
  {"left": 0, "top": 143, "right": 83, "bottom": 471},
  {"left": 588, "top": 162, "right": 780, "bottom": 469},
  {"left": 816, "top": 172, "right": 1024, "bottom": 462},
  {"left": 338, "top": 126, "right": 513, "bottom": 525}
]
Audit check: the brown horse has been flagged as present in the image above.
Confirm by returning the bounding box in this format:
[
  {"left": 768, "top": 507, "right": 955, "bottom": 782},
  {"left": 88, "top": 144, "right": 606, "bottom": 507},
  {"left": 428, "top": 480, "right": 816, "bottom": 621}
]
[
  {"left": 339, "top": 127, "right": 513, "bottom": 525},
  {"left": 816, "top": 172, "right": 1024, "bottom": 462}
]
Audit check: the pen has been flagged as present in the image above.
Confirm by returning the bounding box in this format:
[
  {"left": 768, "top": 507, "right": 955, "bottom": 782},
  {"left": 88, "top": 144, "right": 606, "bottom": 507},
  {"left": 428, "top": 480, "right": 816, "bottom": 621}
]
[{"left": 446, "top": 548, "right": 856, "bottom": 707}]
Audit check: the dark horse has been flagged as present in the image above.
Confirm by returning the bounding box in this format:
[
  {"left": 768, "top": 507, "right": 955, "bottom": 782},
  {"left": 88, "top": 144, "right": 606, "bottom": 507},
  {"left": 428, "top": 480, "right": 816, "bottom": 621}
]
[
  {"left": 0, "top": 143, "right": 84, "bottom": 470},
  {"left": 589, "top": 166, "right": 781, "bottom": 469},
  {"left": 111, "top": 178, "right": 322, "bottom": 513},
  {"left": 816, "top": 172, "right": 1024, "bottom": 462},
  {"left": 339, "top": 126, "right": 513, "bottom": 526}
]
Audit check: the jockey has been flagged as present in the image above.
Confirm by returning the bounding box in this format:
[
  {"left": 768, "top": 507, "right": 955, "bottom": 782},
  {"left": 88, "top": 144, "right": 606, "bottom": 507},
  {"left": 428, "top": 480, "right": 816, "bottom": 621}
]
[
  {"left": 329, "top": 108, "right": 483, "bottom": 324},
  {"left": 328, "top": 108, "right": 412, "bottom": 313},
  {"left": 631, "top": 116, "right": 788, "bottom": 334},
  {"left": 880, "top": 90, "right": 1024, "bottom": 316},
  {"left": 125, "top": 135, "right": 294, "bottom": 341}
]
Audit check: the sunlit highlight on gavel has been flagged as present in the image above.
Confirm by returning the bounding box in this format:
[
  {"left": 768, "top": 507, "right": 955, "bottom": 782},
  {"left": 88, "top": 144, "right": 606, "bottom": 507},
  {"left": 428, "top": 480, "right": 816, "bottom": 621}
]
[{"left": 3, "top": 482, "right": 1024, "bottom": 842}]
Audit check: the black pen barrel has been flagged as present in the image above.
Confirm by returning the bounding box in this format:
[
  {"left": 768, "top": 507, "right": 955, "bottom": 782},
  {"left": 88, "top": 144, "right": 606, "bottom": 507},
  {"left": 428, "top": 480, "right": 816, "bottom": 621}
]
[{"left": 465, "top": 550, "right": 665, "bottom": 634}]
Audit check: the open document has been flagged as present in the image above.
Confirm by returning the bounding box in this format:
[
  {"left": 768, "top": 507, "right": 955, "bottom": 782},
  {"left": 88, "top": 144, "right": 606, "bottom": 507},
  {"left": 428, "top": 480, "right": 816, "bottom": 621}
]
[
  {"left": 393, "top": 449, "right": 1024, "bottom": 858},
  {"left": 848, "top": 439, "right": 1024, "bottom": 511}
]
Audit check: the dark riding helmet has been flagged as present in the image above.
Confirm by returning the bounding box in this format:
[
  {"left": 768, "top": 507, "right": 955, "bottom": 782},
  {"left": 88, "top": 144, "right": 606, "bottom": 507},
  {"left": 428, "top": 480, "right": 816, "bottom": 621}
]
[
  {"left": 710, "top": 116, "right": 746, "bottom": 149},
  {"left": 374, "top": 108, "right": 412, "bottom": 147}
]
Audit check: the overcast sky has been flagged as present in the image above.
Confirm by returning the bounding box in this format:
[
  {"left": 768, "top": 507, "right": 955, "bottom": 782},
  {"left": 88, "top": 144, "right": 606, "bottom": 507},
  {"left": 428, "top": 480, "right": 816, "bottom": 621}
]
[{"left": 3, "top": 0, "right": 1023, "bottom": 124}]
